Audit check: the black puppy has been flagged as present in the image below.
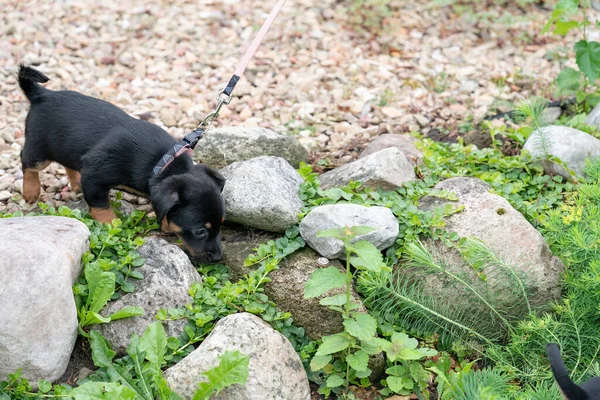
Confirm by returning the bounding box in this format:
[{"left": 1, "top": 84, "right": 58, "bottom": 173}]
[
  {"left": 547, "top": 343, "right": 600, "bottom": 399},
  {"left": 18, "top": 64, "right": 225, "bottom": 261}
]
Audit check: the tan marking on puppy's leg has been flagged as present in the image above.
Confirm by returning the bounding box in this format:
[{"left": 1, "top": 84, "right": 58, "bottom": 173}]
[
  {"left": 22, "top": 169, "right": 41, "bottom": 203},
  {"left": 89, "top": 207, "right": 117, "bottom": 224},
  {"left": 161, "top": 218, "right": 171, "bottom": 232},
  {"left": 65, "top": 168, "right": 81, "bottom": 192}
]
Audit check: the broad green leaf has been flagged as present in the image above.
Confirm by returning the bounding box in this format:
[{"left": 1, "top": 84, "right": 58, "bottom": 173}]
[
  {"left": 392, "top": 332, "right": 418, "bottom": 350},
  {"left": 355, "top": 367, "right": 372, "bottom": 379},
  {"left": 399, "top": 348, "right": 429, "bottom": 360},
  {"left": 128, "top": 270, "right": 144, "bottom": 280},
  {"left": 193, "top": 350, "right": 249, "bottom": 400},
  {"left": 84, "top": 263, "right": 104, "bottom": 308},
  {"left": 554, "top": 19, "right": 579, "bottom": 35},
  {"left": 541, "top": 9, "right": 564, "bottom": 34},
  {"left": 310, "top": 354, "right": 332, "bottom": 371},
  {"left": 317, "top": 227, "right": 350, "bottom": 240},
  {"left": 88, "top": 272, "right": 116, "bottom": 314},
  {"left": 386, "top": 365, "right": 407, "bottom": 377},
  {"left": 556, "top": 67, "right": 581, "bottom": 94},
  {"left": 349, "top": 226, "right": 376, "bottom": 236},
  {"left": 89, "top": 331, "right": 116, "bottom": 368},
  {"left": 557, "top": 0, "right": 579, "bottom": 14},
  {"left": 386, "top": 376, "right": 406, "bottom": 393},
  {"left": 316, "top": 333, "right": 351, "bottom": 355},
  {"left": 346, "top": 350, "right": 369, "bottom": 372},
  {"left": 139, "top": 321, "right": 167, "bottom": 373},
  {"left": 347, "top": 241, "right": 383, "bottom": 272},
  {"left": 304, "top": 267, "right": 347, "bottom": 299},
  {"left": 37, "top": 380, "right": 52, "bottom": 394},
  {"left": 326, "top": 374, "right": 345, "bottom": 388},
  {"left": 83, "top": 312, "right": 111, "bottom": 326},
  {"left": 108, "top": 306, "right": 145, "bottom": 321},
  {"left": 319, "top": 293, "right": 347, "bottom": 306},
  {"left": 575, "top": 40, "right": 600, "bottom": 82},
  {"left": 360, "top": 337, "right": 390, "bottom": 355},
  {"left": 71, "top": 381, "right": 137, "bottom": 400},
  {"left": 343, "top": 313, "right": 377, "bottom": 341}
]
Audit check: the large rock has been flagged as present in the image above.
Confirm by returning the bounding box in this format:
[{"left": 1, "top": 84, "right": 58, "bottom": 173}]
[
  {"left": 418, "top": 178, "right": 564, "bottom": 322},
  {"left": 522, "top": 125, "right": 600, "bottom": 178},
  {"left": 221, "top": 156, "right": 304, "bottom": 232},
  {"left": 360, "top": 134, "right": 423, "bottom": 165},
  {"left": 0, "top": 217, "right": 90, "bottom": 384},
  {"left": 265, "top": 248, "right": 364, "bottom": 340},
  {"left": 265, "top": 249, "right": 385, "bottom": 380},
  {"left": 164, "top": 313, "right": 311, "bottom": 400},
  {"left": 299, "top": 204, "right": 399, "bottom": 259},
  {"left": 195, "top": 127, "right": 308, "bottom": 168},
  {"left": 96, "top": 237, "right": 201, "bottom": 353},
  {"left": 320, "top": 147, "right": 416, "bottom": 190}
]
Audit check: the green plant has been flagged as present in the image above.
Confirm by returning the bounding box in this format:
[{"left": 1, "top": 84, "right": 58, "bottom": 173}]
[
  {"left": 359, "top": 236, "right": 534, "bottom": 351},
  {"left": 304, "top": 226, "right": 437, "bottom": 397},
  {"left": 544, "top": 0, "right": 600, "bottom": 109},
  {"left": 193, "top": 351, "right": 249, "bottom": 400},
  {"left": 77, "top": 261, "right": 144, "bottom": 335},
  {"left": 379, "top": 332, "right": 438, "bottom": 397},
  {"left": 431, "top": 362, "right": 513, "bottom": 400}
]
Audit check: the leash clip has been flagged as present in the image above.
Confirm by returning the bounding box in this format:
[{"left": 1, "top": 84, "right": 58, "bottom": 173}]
[{"left": 198, "top": 90, "right": 232, "bottom": 129}]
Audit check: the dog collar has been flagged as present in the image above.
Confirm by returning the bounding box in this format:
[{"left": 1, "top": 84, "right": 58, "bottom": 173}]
[{"left": 150, "top": 128, "right": 205, "bottom": 177}]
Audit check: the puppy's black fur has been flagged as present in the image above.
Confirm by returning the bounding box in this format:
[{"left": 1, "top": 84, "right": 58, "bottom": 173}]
[
  {"left": 547, "top": 343, "right": 600, "bottom": 400},
  {"left": 18, "top": 64, "right": 225, "bottom": 261}
]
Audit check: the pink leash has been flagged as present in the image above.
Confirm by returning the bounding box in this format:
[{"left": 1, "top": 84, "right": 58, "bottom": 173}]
[{"left": 152, "top": 0, "right": 288, "bottom": 177}]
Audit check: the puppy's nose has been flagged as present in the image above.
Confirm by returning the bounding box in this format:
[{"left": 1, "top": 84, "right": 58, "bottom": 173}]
[{"left": 207, "top": 251, "right": 222, "bottom": 262}]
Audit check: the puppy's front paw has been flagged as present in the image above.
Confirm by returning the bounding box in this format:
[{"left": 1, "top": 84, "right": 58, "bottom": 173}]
[
  {"left": 65, "top": 168, "right": 82, "bottom": 193},
  {"left": 89, "top": 207, "right": 118, "bottom": 224},
  {"left": 22, "top": 171, "right": 41, "bottom": 203}
]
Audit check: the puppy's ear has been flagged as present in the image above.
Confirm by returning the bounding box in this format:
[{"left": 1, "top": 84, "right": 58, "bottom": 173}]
[
  {"left": 150, "top": 176, "right": 183, "bottom": 225},
  {"left": 194, "top": 164, "right": 225, "bottom": 192}
]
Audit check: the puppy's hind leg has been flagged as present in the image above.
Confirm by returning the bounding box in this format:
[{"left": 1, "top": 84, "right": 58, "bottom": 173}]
[
  {"left": 81, "top": 172, "right": 117, "bottom": 224},
  {"left": 20, "top": 148, "right": 50, "bottom": 203}
]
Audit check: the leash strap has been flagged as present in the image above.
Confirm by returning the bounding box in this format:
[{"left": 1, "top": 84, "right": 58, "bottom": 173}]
[{"left": 151, "top": 0, "right": 287, "bottom": 178}]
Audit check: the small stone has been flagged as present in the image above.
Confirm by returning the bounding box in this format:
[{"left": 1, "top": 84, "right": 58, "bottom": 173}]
[
  {"left": 522, "top": 125, "right": 600, "bottom": 178},
  {"left": 381, "top": 107, "right": 403, "bottom": 119},
  {"left": 0, "top": 190, "right": 11, "bottom": 201},
  {"left": 320, "top": 147, "right": 416, "bottom": 190},
  {"left": 360, "top": 134, "right": 423, "bottom": 165},
  {"left": 194, "top": 127, "right": 308, "bottom": 168},
  {"left": 220, "top": 156, "right": 304, "bottom": 232},
  {"left": 299, "top": 204, "right": 399, "bottom": 259}
]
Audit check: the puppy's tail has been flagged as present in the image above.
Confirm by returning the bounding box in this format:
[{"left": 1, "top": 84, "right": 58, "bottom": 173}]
[
  {"left": 547, "top": 343, "right": 588, "bottom": 399},
  {"left": 18, "top": 64, "right": 49, "bottom": 102}
]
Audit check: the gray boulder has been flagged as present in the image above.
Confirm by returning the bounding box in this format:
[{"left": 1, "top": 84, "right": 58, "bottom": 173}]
[
  {"left": 299, "top": 204, "right": 399, "bottom": 259},
  {"left": 195, "top": 126, "right": 308, "bottom": 168},
  {"left": 265, "top": 248, "right": 364, "bottom": 340},
  {"left": 221, "top": 156, "right": 304, "bottom": 232},
  {"left": 0, "top": 217, "right": 89, "bottom": 384},
  {"left": 360, "top": 134, "right": 423, "bottom": 165},
  {"left": 320, "top": 147, "right": 416, "bottom": 190},
  {"left": 164, "top": 313, "right": 310, "bottom": 400},
  {"left": 522, "top": 125, "right": 600, "bottom": 178},
  {"left": 96, "top": 237, "right": 201, "bottom": 353},
  {"left": 587, "top": 101, "right": 600, "bottom": 128},
  {"left": 418, "top": 178, "right": 564, "bottom": 324}
]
